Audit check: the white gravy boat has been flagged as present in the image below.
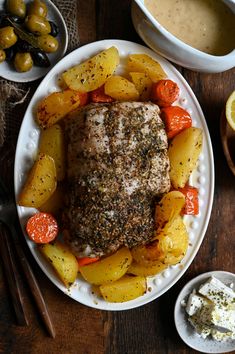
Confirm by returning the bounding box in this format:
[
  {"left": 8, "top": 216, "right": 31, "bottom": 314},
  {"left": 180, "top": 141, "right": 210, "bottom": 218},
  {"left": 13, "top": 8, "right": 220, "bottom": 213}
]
[{"left": 132, "top": 0, "right": 235, "bottom": 73}]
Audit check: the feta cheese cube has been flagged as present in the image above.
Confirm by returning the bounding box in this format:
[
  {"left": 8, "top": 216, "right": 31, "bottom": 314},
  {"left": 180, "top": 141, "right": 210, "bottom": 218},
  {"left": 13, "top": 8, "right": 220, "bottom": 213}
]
[
  {"left": 186, "top": 292, "right": 210, "bottom": 316},
  {"left": 188, "top": 315, "right": 211, "bottom": 339},
  {"left": 195, "top": 303, "right": 235, "bottom": 332},
  {"left": 185, "top": 276, "right": 235, "bottom": 342},
  {"left": 211, "top": 329, "right": 235, "bottom": 342},
  {"left": 212, "top": 307, "right": 235, "bottom": 332},
  {"left": 197, "top": 303, "right": 215, "bottom": 326},
  {"left": 198, "top": 276, "right": 235, "bottom": 306}
]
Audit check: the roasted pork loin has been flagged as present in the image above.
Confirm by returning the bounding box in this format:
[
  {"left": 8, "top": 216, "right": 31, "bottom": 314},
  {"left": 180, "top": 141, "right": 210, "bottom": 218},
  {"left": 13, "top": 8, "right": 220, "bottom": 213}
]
[{"left": 63, "top": 102, "right": 170, "bottom": 257}]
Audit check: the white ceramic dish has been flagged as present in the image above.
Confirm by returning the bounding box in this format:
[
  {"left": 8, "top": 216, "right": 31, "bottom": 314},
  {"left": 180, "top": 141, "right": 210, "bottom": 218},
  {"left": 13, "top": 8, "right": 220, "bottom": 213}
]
[
  {"left": 132, "top": 0, "right": 235, "bottom": 73},
  {"left": 174, "top": 271, "right": 235, "bottom": 353},
  {"left": 0, "top": 0, "right": 68, "bottom": 82},
  {"left": 14, "top": 39, "right": 214, "bottom": 311}
]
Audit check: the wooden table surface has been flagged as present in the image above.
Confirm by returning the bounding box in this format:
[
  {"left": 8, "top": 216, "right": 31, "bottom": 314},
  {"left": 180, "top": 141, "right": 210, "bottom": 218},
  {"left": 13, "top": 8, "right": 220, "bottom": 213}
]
[{"left": 0, "top": 1, "right": 235, "bottom": 353}]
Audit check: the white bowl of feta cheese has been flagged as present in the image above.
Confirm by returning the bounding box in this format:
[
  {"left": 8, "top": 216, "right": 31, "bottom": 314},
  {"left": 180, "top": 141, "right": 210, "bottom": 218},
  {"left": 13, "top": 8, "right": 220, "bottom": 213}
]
[{"left": 174, "top": 271, "right": 235, "bottom": 353}]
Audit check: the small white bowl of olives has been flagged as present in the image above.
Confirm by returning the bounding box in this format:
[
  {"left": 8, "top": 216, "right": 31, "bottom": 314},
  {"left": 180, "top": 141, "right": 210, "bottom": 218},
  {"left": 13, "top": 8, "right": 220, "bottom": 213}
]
[{"left": 0, "top": 0, "right": 68, "bottom": 82}]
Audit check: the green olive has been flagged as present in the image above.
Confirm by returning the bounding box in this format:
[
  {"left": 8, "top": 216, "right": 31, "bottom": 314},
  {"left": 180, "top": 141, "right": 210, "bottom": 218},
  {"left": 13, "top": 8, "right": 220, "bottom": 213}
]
[
  {"left": 24, "top": 14, "right": 51, "bottom": 35},
  {"left": 0, "top": 27, "right": 18, "bottom": 50},
  {"left": 28, "top": 0, "right": 48, "bottom": 18},
  {"left": 37, "top": 34, "right": 59, "bottom": 53},
  {"left": 14, "top": 52, "right": 33, "bottom": 72},
  {"left": 0, "top": 49, "right": 6, "bottom": 63},
  {"left": 6, "top": 0, "right": 26, "bottom": 18}
]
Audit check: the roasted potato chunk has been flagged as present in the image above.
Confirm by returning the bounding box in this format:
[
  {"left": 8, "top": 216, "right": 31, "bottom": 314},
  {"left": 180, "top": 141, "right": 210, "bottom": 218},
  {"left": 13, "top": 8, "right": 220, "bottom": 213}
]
[
  {"left": 18, "top": 153, "right": 57, "bottom": 208},
  {"left": 39, "top": 124, "right": 66, "bottom": 181},
  {"left": 104, "top": 75, "right": 139, "bottom": 101},
  {"left": 129, "top": 72, "right": 152, "bottom": 101},
  {"left": 39, "top": 185, "right": 64, "bottom": 216},
  {"left": 131, "top": 217, "right": 189, "bottom": 270},
  {"left": 37, "top": 89, "right": 85, "bottom": 129},
  {"left": 100, "top": 275, "right": 146, "bottom": 302},
  {"left": 131, "top": 191, "right": 185, "bottom": 267},
  {"left": 156, "top": 216, "right": 189, "bottom": 265},
  {"left": 168, "top": 127, "right": 203, "bottom": 188},
  {"left": 62, "top": 46, "right": 120, "bottom": 92},
  {"left": 155, "top": 191, "right": 185, "bottom": 230},
  {"left": 79, "top": 247, "right": 132, "bottom": 285},
  {"left": 39, "top": 242, "right": 79, "bottom": 287},
  {"left": 128, "top": 260, "right": 167, "bottom": 277},
  {"left": 127, "top": 54, "right": 166, "bottom": 82},
  {"left": 131, "top": 240, "right": 165, "bottom": 266}
]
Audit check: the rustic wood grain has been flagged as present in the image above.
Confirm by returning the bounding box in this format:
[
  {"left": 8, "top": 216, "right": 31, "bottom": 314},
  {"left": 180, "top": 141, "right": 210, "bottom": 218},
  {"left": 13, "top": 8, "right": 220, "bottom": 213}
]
[
  {"left": 0, "top": 223, "right": 28, "bottom": 327},
  {"left": 0, "top": 1, "right": 235, "bottom": 353},
  {"left": 13, "top": 231, "right": 56, "bottom": 338}
]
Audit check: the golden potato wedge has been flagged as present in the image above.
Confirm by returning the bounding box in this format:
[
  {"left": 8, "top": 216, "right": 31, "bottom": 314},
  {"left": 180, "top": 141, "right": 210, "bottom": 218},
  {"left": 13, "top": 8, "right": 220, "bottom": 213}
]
[
  {"left": 104, "top": 75, "right": 139, "bottom": 101},
  {"left": 157, "top": 216, "right": 189, "bottom": 265},
  {"left": 129, "top": 72, "right": 152, "bottom": 101},
  {"left": 168, "top": 127, "right": 203, "bottom": 188},
  {"left": 39, "top": 242, "right": 79, "bottom": 287},
  {"left": 62, "top": 46, "right": 120, "bottom": 92},
  {"left": 39, "top": 185, "right": 64, "bottom": 216},
  {"left": 79, "top": 247, "right": 132, "bottom": 285},
  {"left": 100, "top": 275, "right": 146, "bottom": 302},
  {"left": 131, "top": 191, "right": 185, "bottom": 268},
  {"left": 37, "top": 89, "right": 85, "bottom": 129},
  {"left": 18, "top": 153, "right": 57, "bottom": 208},
  {"left": 128, "top": 260, "right": 167, "bottom": 277},
  {"left": 127, "top": 54, "right": 166, "bottom": 82},
  {"left": 155, "top": 191, "right": 185, "bottom": 230},
  {"left": 39, "top": 124, "right": 66, "bottom": 181},
  {"left": 131, "top": 240, "right": 165, "bottom": 266}
]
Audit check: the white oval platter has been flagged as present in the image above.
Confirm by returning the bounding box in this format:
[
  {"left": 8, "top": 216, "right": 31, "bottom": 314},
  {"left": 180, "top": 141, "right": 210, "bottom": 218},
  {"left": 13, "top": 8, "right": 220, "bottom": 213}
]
[{"left": 14, "top": 39, "right": 214, "bottom": 310}]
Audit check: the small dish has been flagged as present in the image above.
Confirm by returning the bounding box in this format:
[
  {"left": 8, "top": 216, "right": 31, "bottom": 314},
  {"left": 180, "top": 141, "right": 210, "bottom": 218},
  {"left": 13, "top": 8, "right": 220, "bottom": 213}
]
[
  {"left": 0, "top": 0, "right": 68, "bottom": 82},
  {"left": 174, "top": 271, "right": 235, "bottom": 353},
  {"left": 220, "top": 110, "right": 235, "bottom": 177},
  {"left": 131, "top": 0, "right": 235, "bottom": 73}
]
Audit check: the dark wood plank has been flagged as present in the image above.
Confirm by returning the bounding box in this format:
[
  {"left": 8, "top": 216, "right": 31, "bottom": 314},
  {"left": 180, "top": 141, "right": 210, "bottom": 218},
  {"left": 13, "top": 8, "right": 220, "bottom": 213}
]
[
  {"left": 77, "top": 0, "right": 97, "bottom": 45},
  {"left": 0, "top": 223, "right": 29, "bottom": 327},
  {"left": 96, "top": 0, "right": 139, "bottom": 42}
]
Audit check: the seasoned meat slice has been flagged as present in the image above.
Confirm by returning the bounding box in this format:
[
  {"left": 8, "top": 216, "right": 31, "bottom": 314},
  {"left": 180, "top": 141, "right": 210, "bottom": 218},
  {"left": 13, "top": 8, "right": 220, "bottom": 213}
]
[{"left": 63, "top": 102, "right": 170, "bottom": 257}]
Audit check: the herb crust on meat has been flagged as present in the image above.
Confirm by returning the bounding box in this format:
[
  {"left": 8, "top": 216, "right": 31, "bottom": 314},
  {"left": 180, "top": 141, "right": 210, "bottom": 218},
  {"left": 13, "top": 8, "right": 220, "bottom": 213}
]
[{"left": 63, "top": 102, "right": 170, "bottom": 257}]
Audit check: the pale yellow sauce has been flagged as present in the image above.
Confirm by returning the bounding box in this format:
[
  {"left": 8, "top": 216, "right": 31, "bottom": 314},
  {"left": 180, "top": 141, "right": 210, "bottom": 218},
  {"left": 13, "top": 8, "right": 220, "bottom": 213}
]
[{"left": 145, "top": 0, "right": 235, "bottom": 55}]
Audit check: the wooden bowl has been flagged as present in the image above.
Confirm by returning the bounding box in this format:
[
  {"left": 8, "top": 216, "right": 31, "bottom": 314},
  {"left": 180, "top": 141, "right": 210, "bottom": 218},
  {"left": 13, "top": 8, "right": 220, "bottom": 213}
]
[{"left": 220, "top": 110, "right": 235, "bottom": 176}]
